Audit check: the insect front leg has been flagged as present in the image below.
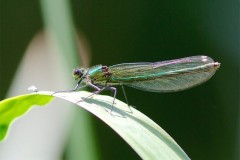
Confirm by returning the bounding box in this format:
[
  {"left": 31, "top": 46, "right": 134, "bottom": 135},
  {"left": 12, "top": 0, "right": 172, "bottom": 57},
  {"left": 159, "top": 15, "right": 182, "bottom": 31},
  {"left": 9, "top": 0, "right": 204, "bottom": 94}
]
[{"left": 51, "top": 79, "right": 86, "bottom": 95}]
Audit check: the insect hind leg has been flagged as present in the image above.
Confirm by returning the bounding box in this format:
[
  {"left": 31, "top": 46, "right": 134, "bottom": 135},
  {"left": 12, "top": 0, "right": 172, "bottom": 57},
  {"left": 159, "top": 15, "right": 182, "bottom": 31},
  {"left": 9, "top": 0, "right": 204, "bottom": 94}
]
[
  {"left": 121, "top": 85, "right": 133, "bottom": 113},
  {"left": 106, "top": 86, "right": 117, "bottom": 114}
]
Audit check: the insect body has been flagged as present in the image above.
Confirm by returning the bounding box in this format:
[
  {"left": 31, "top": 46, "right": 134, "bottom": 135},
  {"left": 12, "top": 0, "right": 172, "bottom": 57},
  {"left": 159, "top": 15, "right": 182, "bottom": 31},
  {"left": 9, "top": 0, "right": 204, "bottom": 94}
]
[{"left": 72, "top": 55, "right": 220, "bottom": 112}]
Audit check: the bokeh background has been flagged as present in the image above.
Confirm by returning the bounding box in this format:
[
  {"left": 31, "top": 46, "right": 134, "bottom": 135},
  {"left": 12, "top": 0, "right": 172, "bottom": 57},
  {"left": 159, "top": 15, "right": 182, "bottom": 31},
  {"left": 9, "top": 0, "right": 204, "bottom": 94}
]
[{"left": 0, "top": 0, "right": 239, "bottom": 160}]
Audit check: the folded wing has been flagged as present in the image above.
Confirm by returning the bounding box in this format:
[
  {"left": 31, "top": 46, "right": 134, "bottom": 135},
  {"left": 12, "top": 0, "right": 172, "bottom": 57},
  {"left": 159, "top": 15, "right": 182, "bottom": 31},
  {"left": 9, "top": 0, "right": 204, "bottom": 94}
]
[{"left": 109, "top": 56, "right": 220, "bottom": 92}]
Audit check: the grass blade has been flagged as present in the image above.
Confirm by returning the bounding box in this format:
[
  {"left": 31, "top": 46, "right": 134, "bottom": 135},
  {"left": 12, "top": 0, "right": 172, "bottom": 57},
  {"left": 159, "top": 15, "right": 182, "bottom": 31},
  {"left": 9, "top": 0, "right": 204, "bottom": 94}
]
[
  {"left": 0, "top": 94, "right": 53, "bottom": 140},
  {"left": 0, "top": 91, "right": 190, "bottom": 159}
]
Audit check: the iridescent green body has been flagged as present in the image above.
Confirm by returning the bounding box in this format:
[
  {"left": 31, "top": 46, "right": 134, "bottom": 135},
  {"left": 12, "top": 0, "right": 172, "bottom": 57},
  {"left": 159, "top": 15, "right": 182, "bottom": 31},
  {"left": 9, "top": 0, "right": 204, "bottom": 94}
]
[
  {"left": 69, "top": 55, "right": 220, "bottom": 112},
  {"left": 84, "top": 56, "right": 220, "bottom": 92}
]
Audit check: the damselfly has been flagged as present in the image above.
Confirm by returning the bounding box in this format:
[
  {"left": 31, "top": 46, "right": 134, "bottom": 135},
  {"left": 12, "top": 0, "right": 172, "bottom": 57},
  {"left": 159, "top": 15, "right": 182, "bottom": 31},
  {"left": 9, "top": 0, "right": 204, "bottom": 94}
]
[{"left": 61, "top": 55, "right": 220, "bottom": 112}]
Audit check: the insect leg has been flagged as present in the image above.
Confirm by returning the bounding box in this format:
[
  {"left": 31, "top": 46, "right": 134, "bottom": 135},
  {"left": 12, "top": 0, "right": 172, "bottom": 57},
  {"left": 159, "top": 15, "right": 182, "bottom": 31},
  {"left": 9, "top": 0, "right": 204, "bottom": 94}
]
[
  {"left": 83, "top": 83, "right": 118, "bottom": 114},
  {"left": 52, "top": 79, "right": 85, "bottom": 95},
  {"left": 121, "top": 84, "right": 133, "bottom": 113},
  {"left": 106, "top": 86, "right": 117, "bottom": 114},
  {"left": 80, "top": 82, "right": 106, "bottom": 101}
]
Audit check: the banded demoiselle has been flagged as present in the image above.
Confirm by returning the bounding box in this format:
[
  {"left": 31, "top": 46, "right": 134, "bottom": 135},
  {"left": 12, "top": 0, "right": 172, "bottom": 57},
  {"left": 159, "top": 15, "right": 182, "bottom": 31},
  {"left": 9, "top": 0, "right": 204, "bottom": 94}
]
[{"left": 68, "top": 55, "right": 220, "bottom": 112}]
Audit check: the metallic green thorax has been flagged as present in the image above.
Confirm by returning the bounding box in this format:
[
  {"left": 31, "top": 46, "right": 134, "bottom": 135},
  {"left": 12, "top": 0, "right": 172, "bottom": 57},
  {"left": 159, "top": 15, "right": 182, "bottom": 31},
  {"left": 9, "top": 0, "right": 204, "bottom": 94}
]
[{"left": 88, "top": 65, "right": 107, "bottom": 83}]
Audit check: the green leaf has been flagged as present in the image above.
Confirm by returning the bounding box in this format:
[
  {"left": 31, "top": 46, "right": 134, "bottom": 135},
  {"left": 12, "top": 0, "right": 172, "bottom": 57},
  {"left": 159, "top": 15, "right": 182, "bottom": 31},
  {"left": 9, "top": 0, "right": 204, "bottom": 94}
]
[
  {"left": 0, "top": 94, "right": 54, "bottom": 140},
  {"left": 0, "top": 91, "right": 190, "bottom": 159}
]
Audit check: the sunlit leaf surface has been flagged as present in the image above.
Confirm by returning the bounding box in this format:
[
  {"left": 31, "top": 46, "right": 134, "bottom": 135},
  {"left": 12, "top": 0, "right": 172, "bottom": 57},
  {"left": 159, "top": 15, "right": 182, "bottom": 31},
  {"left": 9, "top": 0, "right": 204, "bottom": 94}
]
[{"left": 0, "top": 91, "right": 190, "bottom": 160}]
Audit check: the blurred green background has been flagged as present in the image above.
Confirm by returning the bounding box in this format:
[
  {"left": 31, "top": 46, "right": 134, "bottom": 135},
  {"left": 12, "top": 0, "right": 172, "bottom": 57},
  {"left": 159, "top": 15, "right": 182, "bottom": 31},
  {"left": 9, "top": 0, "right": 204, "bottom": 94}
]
[{"left": 0, "top": 0, "right": 239, "bottom": 160}]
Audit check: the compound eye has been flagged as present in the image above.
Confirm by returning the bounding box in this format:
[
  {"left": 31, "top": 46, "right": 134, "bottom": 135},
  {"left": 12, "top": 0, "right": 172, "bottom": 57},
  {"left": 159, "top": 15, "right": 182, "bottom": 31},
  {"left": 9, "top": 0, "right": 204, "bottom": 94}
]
[{"left": 73, "top": 69, "right": 83, "bottom": 79}]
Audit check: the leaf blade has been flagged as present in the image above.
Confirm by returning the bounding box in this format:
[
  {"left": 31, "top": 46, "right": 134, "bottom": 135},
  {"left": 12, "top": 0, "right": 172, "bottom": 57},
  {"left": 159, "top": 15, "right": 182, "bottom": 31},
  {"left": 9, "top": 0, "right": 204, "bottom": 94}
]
[
  {"left": 0, "top": 94, "right": 53, "bottom": 140},
  {"left": 47, "top": 91, "right": 190, "bottom": 160},
  {"left": 0, "top": 91, "right": 190, "bottom": 159}
]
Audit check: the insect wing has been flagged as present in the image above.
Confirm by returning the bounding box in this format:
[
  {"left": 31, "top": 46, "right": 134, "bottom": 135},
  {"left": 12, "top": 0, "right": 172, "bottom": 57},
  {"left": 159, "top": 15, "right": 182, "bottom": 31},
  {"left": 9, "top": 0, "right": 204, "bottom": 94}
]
[{"left": 110, "top": 56, "right": 220, "bottom": 92}]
